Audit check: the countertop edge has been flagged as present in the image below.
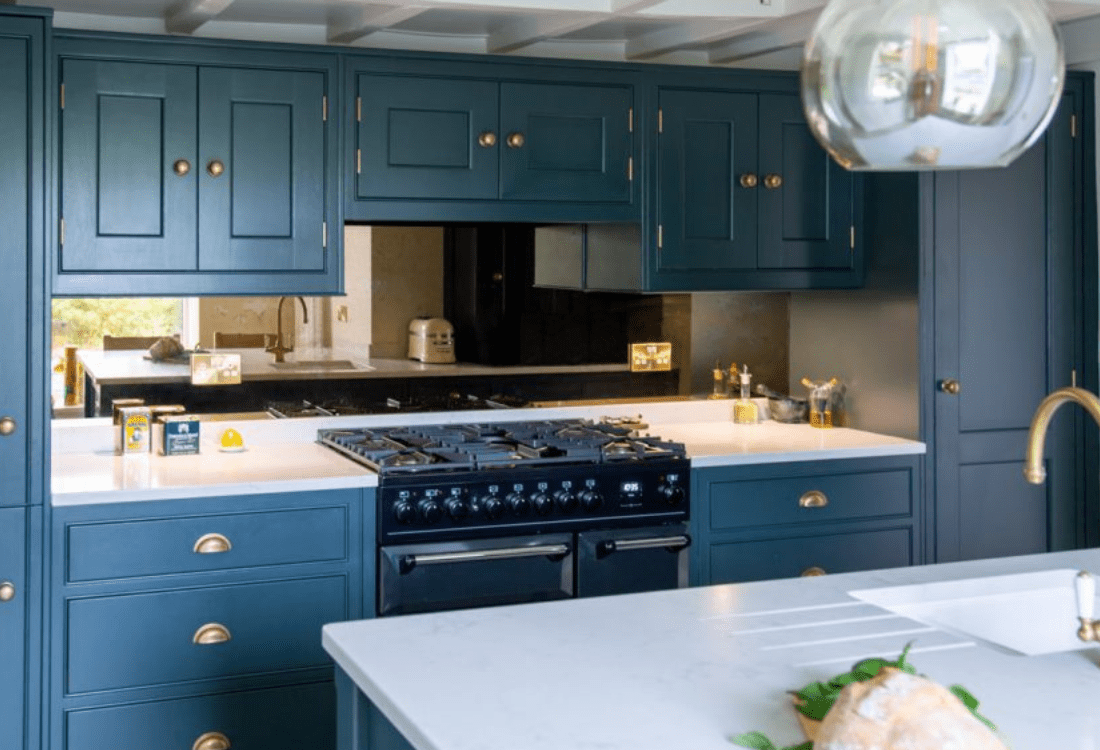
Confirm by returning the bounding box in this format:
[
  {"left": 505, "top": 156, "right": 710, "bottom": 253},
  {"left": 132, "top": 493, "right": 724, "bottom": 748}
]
[
  {"left": 689, "top": 441, "right": 927, "bottom": 467},
  {"left": 51, "top": 473, "right": 380, "bottom": 506}
]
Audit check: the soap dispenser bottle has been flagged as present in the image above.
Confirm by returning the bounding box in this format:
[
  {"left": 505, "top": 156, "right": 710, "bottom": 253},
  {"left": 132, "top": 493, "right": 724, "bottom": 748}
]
[{"left": 733, "top": 365, "right": 760, "bottom": 424}]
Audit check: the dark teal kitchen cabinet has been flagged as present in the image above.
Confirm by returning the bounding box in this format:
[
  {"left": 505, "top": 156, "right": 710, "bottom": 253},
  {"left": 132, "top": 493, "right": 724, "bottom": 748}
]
[
  {"left": 346, "top": 58, "right": 639, "bottom": 223},
  {"left": 690, "top": 456, "right": 922, "bottom": 586},
  {"left": 1, "top": 507, "right": 29, "bottom": 750},
  {"left": 55, "top": 33, "right": 341, "bottom": 296},
  {"left": 49, "top": 489, "right": 366, "bottom": 750}
]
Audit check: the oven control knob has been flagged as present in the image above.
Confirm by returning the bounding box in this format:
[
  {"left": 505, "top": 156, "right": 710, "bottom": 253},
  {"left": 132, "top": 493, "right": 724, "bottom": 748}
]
[
  {"left": 554, "top": 489, "right": 578, "bottom": 513},
  {"left": 659, "top": 483, "right": 686, "bottom": 506},
  {"left": 445, "top": 497, "right": 470, "bottom": 520},
  {"left": 482, "top": 495, "right": 505, "bottom": 520},
  {"left": 579, "top": 489, "right": 604, "bottom": 512},
  {"left": 392, "top": 500, "right": 416, "bottom": 525},
  {"left": 531, "top": 492, "right": 553, "bottom": 516},
  {"left": 507, "top": 493, "right": 530, "bottom": 517},
  {"left": 418, "top": 499, "right": 443, "bottom": 524}
]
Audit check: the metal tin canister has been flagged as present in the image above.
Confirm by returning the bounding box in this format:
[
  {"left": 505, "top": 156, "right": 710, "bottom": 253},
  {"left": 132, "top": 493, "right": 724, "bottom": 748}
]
[
  {"left": 117, "top": 406, "right": 152, "bottom": 454},
  {"left": 111, "top": 399, "right": 146, "bottom": 425},
  {"left": 155, "top": 414, "right": 200, "bottom": 456}
]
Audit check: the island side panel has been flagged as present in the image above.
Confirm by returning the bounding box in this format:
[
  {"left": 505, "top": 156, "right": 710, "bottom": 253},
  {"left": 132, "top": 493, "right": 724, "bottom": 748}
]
[{"left": 336, "top": 668, "right": 417, "bottom": 750}]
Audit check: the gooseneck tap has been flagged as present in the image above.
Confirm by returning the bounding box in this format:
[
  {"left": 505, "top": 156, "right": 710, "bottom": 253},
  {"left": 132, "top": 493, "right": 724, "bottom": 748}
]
[
  {"left": 266, "top": 296, "right": 309, "bottom": 363},
  {"left": 1023, "top": 386, "right": 1100, "bottom": 484}
]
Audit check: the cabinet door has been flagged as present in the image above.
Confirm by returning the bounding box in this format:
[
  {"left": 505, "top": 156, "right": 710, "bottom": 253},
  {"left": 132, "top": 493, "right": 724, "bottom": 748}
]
[
  {"left": 0, "top": 507, "right": 27, "bottom": 750},
  {"left": 198, "top": 67, "right": 326, "bottom": 271},
  {"left": 0, "top": 31, "right": 30, "bottom": 506},
  {"left": 656, "top": 89, "right": 758, "bottom": 273},
  {"left": 59, "top": 59, "right": 197, "bottom": 271},
  {"left": 499, "top": 82, "right": 633, "bottom": 203},
  {"left": 757, "top": 94, "right": 854, "bottom": 270},
  {"left": 355, "top": 74, "right": 499, "bottom": 201}
]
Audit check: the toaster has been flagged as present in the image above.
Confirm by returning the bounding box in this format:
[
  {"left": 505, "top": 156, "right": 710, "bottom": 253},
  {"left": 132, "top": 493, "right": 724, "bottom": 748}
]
[{"left": 407, "top": 317, "right": 456, "bottom": 364}]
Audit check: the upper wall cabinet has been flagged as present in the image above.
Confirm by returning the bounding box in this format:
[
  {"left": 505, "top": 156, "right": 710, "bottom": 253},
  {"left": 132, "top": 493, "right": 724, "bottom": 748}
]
[
  {"left": 54, "top": 34, "right": 342, "bottom": 296},
  {"left": 345, "top": 57, "right": 640, "bottom": 223}
]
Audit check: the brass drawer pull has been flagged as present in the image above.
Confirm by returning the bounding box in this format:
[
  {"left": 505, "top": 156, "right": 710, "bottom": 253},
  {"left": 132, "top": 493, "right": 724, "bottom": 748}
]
[
  {"left": 193, "top": 623, "right": 232, "bottom": 645},
  {"left": 207, "top": 159, "right": 225, "bottom": 177},
  {"left": 506, "top": 132, "right": 525, "bottom": 148},
  {"left": 739, "top": 173, "right": 758, "bottom": 189},
  {"left": 763, "top": 173, "right": 783, "bottom": 189},
  {"left": 799, "top": 490, "right": 829, "bottom": 508},
  {"left": 173, "top": 159, "right": 191, "bottom": 176},
  {"left": 477, "top": 131, "right": 497, "bottom": 148},
  {"left": 193, "top": 731, "right": 231, "bottom": 750},
  {"left": 0, "top": 581, "right": 14, "bottom": 602},
  {"left": 801, "top": 566, "right": 827, "bottom": 577},
  {"left": 193, "top": 533, "right": 232, "bottom": 555}
]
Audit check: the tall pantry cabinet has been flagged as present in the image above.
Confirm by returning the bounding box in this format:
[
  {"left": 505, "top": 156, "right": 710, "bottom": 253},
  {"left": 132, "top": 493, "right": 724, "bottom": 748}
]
[{"left": 0, "top": 8, "right": 49, "bottom": 750}]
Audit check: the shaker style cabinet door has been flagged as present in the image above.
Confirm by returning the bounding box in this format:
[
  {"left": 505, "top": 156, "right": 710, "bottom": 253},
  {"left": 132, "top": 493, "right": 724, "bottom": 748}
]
[
  {"left": 656, "top": 89, "right": 758, "bottom": 273},
  {"left": 354, "top": 74, "right": 499, "bottom": 201},
  {"left": 59, "top": 59, "right": 198, "bottom": 272},
  {"left": 198, "top": 67, "right": 327, "bottom": 272},
  {"left": 499, "top": 82, "right": 633, "bottom": 203},
  {"left": 0, "top": 507, "right": 27, "bottom": 750},
  {"left": 757, "top": 93, "right": 854, "bottom": 271}
]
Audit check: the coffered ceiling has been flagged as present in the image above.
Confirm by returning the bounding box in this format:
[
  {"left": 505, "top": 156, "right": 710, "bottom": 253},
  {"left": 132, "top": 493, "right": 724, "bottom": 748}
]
[{"left": 9, "top": 0, "right": 1100, "bottom": 67}]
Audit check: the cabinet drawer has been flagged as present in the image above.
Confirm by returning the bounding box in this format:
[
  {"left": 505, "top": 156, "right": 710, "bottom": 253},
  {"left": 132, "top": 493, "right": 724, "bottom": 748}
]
[
  {"left": 66, "top": 681, "right": 335, "bottom": 750},
  {"left": 709, "top": 527, "right": 913, "bottom": 585},
  {"left": 66, "top": 505, "right": 349, "bottom": 582},
  {"left": 66, "top": 575, "right": 347, "bottom": 694},
  {"left": 709, "top": 469, "right": 912, "bottom": 531}
]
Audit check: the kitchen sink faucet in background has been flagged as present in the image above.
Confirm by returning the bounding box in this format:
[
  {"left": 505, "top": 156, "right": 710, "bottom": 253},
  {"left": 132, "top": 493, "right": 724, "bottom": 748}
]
[{"left": 266, "top": 296, "right": 308, "bottom": 363}]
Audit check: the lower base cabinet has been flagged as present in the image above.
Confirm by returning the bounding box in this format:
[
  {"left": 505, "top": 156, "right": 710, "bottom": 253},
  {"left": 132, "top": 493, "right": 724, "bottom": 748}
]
[
  {"left": 51, "top": 489, "right": 367, "bottom": 750},
  {"left": 691, "top": 455, "right": 923, "bottom": 585}
]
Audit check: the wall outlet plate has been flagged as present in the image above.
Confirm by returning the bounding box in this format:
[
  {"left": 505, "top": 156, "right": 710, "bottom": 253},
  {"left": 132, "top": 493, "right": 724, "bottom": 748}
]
[
  {"left": 630, "top": 342, "right": 672, "bottom": 372},
  {"left": 191, "top": 353, "right": 242, "bottom": 386}
]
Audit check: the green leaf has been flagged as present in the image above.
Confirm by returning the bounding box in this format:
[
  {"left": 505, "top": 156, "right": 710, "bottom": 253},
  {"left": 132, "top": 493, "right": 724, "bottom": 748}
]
[
  {"left": 797, "top": 696, "right": 835, "bottom": 721},
  {"left": 728, "top": 731, "right": 778, "bottom": 750},
  {"left": 851, "top": 657, "right": 887, "bottom": 679},
  {"left": 949, "top": 684, "right": 978, "bottom": 710},
  {"left": 796, "top": 681, "right": 829, "bottom": 701}
]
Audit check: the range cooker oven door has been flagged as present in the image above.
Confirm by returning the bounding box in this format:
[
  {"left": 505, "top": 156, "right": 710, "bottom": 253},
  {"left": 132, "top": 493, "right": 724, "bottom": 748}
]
[
  {"left": 576, "top": 524, "right": 690, "bottom": 598},
  {"left": 378, "top": 533, "right": 573, "bottom": 617}
]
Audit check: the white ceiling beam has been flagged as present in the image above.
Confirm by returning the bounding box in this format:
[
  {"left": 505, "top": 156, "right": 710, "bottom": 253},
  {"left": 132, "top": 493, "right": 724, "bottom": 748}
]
[
  {"left": 707, "top": 9, "right": 820, "bottom": 63},
  {"left": 629, "top": 0, "right": 783, "bottom": 18},
  {"left": 327, "top": 5, "right": 429, "bottom": 45},
  {"left": 488, "top": 13, "right": 609, "bottom": 53},
  {"left": 625, "top": 19, "right": 759, "bottom": 60},
  {"left": 164, "top": 0, "right": 236, "bottom": 34},
  {"left": 610, "top": 0, "right": 665, "bottom": 11}
]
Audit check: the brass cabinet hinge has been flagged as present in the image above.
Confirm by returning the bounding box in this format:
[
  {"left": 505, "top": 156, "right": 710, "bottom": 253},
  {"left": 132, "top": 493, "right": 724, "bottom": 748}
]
[
  {"left": 658, "top": 109, "right": 663, "bottom": 134},
  {"left": 850, "top": 225, "right": 855, "bottom": 250},
  {"left": 356, "top": 148, "right": 362, "bottom": 174},
  {"left": 657, "top": 224, "right": 663, "bottom": 249},
  {"left": 628, "top": 156, "right": 634, "bottom": 181},
  {"left": 628, "top": 107, "right": 634, "bottom": 133},
  {"left": 59, "top": 217, "right": 64, "bottom": 247},
  {"left": 356, "top": 97, "right": 362, "bottom": 123},
  {"left": 60, "top": 83, "right": 64, "bottom": 110},
  {"left": 322, "top": 96, "right": 328, "bottom": 122},
  {"left": 1072, "top": 113, "right": 1078, "bottom": 138},
  {"left": 322, "top": 221, "right": 327, "bottom": 249}
]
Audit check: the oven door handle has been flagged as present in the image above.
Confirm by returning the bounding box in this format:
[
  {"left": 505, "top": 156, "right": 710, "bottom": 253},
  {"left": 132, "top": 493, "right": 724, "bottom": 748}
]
[
  {"left": 398, "top": 543, "right": 572, "bottom": 574},
  {"left": 595, "top": 534, "right": 692, "bottom": 559}
]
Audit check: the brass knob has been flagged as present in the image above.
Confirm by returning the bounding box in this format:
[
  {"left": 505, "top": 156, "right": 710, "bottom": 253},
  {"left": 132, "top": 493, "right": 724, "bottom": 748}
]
[
  {"left": 206, "top": 160, "right": 225, "bottom": 178},
  {"left": 939, "top": 378, "right": 961, "bottom": 395},
  {"left": 739, "top": 173, "right": 758, "bottom": 189},
  {"left": 801, "top": 566, "right": 827, "bottom": 577},
  {"left": 193, "top": 533, "right": 232, "bottom": 555},
  {"left": 193, "top": 623, "right": 232, "bottom": 645},
  {"left": 173, "top": 159, "right": 191, "bottom": 177},
  {"left": 763, "top": 173, "right": 783, "bottom": 189},
  {"left": 0, "top": 417, "right": 14, "bottom": 436},
  {"left": 0, "top": 582, "right": 14, "bottom": 602},
  {"left": 193, "top": 731, "right": 231, "bottom": 750},
  {"left": 798, "top": 490, "right": 829, "bottom": 509},
  {"left": 478, "top": 131, "right": 497, "bottom": 148},
  {"left": 506, "top": 132, "right": 525, "bottom": 149}
]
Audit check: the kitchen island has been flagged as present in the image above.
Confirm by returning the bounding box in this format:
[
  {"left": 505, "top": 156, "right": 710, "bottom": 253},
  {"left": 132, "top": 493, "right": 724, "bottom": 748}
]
[{"left": 323, "top": 548, "right": 1100, "bottom": 750}]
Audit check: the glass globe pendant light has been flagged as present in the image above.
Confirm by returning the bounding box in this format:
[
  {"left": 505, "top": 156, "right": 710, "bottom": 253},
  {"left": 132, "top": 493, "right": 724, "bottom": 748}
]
[{"left": 801, "top": 0, "right": 1065, "bottom": 170}]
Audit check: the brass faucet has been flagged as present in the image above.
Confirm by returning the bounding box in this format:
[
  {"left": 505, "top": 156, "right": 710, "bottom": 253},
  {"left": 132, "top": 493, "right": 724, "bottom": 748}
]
[
  {"left": 266, "top": 296, "right": 309, "bottom": 363},
  {"left": 1023, "top": 386, "right": 1100, "bottom": 484}
]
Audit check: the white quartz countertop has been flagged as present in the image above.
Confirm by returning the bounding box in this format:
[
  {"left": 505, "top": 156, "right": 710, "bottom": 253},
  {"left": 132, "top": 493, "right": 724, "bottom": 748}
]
[
  {"left": 50, "top": 400, "right": 924, "bottom": 504},
  {"left": 323, "top": 548, "right": 1100, "bottom": 750},
  {"left": 77, "top": 348, "right": 631, "bottom": 384}
]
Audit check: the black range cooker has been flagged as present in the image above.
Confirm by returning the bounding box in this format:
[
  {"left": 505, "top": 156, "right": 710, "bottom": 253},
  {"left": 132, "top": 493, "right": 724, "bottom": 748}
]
[{"left": 318, "top": 419, "right": 691, "bottom": 616}]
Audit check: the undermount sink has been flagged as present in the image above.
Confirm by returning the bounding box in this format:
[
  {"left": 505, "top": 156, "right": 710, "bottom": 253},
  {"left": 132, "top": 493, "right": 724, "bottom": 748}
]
[
  {"left": 267, "top": 360, "right": 372, "bottom": 371},
  {"left": 849, "top": 569, "right": 1098, "bottom": 656}
]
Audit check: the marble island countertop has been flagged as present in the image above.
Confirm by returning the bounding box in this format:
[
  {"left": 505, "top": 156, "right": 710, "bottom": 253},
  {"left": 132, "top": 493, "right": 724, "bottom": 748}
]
[
  {"left": 323, "top": 548, "right": 1100, "bottom": 750},
  {"left": 76, "top": 347, "right": 632, "bottom": 384},
  {"left": 50, "top": 399, "right": 925, "bottom": 505}
]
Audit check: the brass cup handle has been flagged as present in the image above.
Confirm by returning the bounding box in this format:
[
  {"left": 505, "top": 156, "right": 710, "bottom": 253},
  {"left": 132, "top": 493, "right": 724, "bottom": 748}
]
[
  {"left": 0, "top": 581, "right": 15, "bottom": 602},
  {"left": 763, "top": 173, "right": 783, "bottom": 189},
  {"left": 939, "top": 378, "right": 961, "bottom": 395},
  {"left": 206, "top": 160, "right": 225, "bottom": 178},
  {"left": 801, "top": 566, "right": 827, "bottom": 577},
  {"left": 739, "top": 173, "right": 759, "bottom": 189},
  {"left": 192, "top": 731, "right": 231, "bottom": 750},
  {"left": 799, "top": 490, "right": 829, "bottom": 508},
  {"left": 506, "top": 132, "right": 525, "bottom": 149},
  {"left": 0, "top": 417, "right": 15, "bottom": 437},
  {"left": 173, "top": 159, "right": 191, "bottom": 177},
  {"left": 478, "top": 131, "right": 497, "bottom": 148},
  {"left": 193, "top": 533, "right": 232, "bottom": 555},
  {"left": 193, "top": 623, "right": 232, "bottom": 645}
]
